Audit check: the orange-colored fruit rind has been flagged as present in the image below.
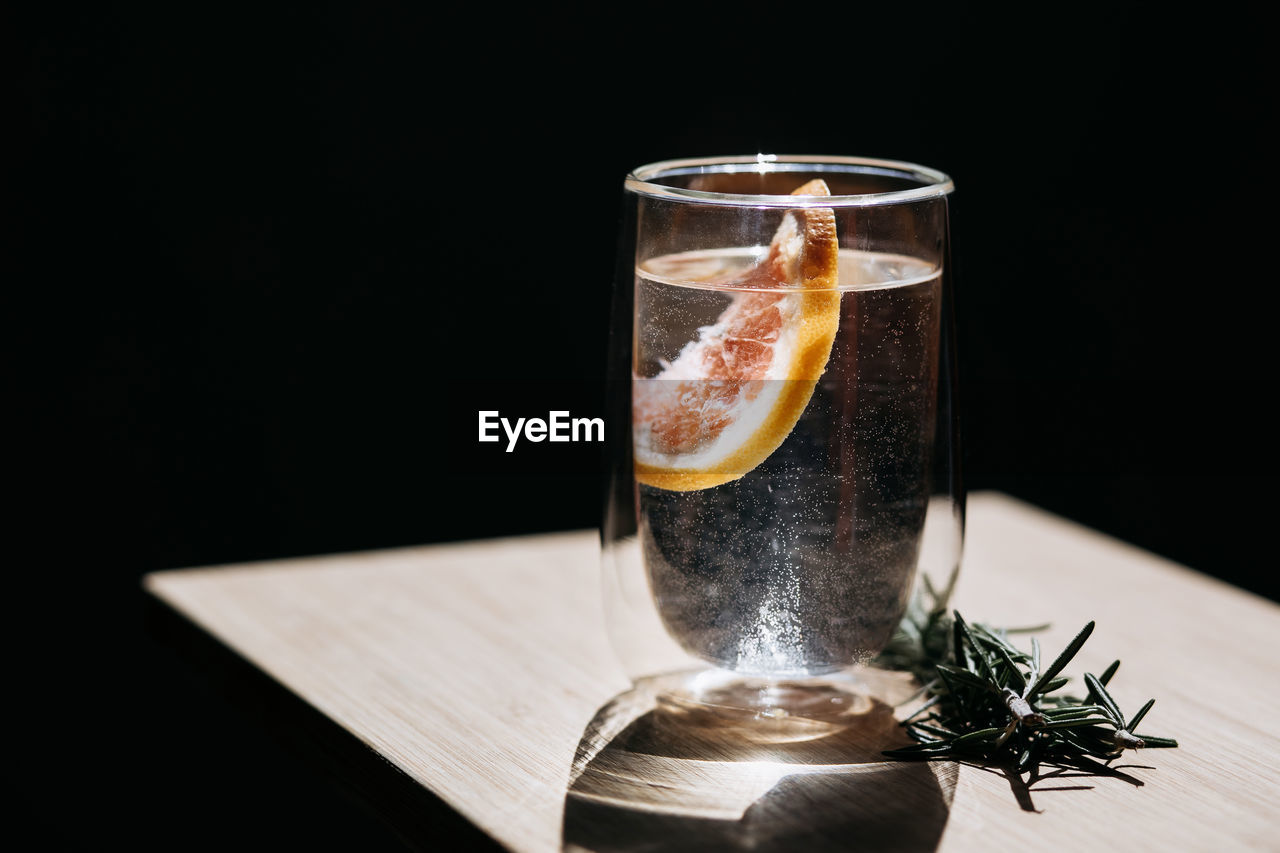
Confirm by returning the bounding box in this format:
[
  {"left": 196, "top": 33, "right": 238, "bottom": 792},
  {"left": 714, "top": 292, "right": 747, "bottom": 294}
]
[{"left": 633, "top": 180, "right": 841, "bottom": 491}]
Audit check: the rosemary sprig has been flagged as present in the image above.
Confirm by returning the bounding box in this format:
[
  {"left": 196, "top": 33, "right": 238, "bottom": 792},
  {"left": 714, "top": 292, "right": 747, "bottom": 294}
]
[
  {"left": 880, "top": 607, "right": 1178, "bottom": 774},
  {"left": 872, "top": 571, "right": 958, "bottom": 687}
]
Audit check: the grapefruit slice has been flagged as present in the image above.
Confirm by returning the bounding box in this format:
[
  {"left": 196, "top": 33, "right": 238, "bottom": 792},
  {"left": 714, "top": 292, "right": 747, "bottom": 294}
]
[{"left": 633, "top": 179, "right": 840, "bottom": 491}]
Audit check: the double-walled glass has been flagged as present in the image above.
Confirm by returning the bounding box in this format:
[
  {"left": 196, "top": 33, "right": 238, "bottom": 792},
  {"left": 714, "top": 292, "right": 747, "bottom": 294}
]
[{"left": 602, "top": 156, "right": 962, "bottom": 722}]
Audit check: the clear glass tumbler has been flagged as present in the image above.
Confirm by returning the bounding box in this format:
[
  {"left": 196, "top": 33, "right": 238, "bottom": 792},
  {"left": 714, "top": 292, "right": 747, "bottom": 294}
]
[{"left": 601, "top": 155, "right": 962, "bottom": 727}]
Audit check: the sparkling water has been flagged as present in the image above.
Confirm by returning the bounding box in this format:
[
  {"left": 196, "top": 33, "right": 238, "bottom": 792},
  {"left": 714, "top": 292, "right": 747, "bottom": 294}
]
[{"left": 635, "top": 248, "right": 941, "bottom": 676}]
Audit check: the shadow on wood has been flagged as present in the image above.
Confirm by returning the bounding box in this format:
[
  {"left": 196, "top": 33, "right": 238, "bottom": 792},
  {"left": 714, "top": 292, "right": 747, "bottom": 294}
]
[
  {"left": 972, "top": 754, "right": 1153, "bottom": 814},
  {"left": 563, "top": 677, "right": 957, "bottom": 852},
  {"left": 142, "top": 591, "right": 504, "bottom": 852}
]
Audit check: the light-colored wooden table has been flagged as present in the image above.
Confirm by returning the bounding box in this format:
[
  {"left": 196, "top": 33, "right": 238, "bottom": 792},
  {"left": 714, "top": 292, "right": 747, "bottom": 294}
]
[{"left": 145, "top": 491, "right": 1280, "bottom": 851}]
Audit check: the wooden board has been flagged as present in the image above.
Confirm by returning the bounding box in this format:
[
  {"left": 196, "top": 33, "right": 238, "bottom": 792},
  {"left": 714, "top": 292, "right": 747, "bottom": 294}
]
[{"left": 144, "top": 492, "right": 1280, "bottom": 851}]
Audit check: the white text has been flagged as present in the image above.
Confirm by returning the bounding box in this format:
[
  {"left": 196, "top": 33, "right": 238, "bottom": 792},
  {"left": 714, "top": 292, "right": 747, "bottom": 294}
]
[{"left": 478, "top": 411, "right": 604, "bottom": 452}]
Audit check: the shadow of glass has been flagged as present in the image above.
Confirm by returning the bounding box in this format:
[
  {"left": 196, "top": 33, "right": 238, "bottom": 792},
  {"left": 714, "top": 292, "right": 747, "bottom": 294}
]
[{"left": 563, "top": 675, "right": 956, "bottom": 852}]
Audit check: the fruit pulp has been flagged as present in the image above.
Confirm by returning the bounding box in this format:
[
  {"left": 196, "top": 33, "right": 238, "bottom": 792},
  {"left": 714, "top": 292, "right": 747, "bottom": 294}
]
[{"left": 634, "top": 247, "right": 942, "bottom": 676}]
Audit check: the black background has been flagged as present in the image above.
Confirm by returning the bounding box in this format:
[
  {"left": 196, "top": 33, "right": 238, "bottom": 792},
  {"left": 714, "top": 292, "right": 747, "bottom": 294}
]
[{"left": 11, "top": 3, "right": 1274, "bottom": 849}]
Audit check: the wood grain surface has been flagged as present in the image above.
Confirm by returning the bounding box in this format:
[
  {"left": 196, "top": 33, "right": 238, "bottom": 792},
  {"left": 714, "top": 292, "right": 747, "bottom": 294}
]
[{"left": 144, "top": 492, "right": 1280, "bottom": 851}]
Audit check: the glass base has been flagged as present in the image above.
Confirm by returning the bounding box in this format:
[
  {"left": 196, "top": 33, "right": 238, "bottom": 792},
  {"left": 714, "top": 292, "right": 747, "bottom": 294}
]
[
  {"left": 565, "top": 662, "right": 958, "bottom": 851},
  {"left": 638, "top": 665, "right": 918, "bottom": 745}
]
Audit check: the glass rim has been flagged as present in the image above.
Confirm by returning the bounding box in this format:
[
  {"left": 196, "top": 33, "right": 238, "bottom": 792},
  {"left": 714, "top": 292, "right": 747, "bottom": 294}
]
[{"left": 626, "top": 154, "right": 954, "bottom": 208}]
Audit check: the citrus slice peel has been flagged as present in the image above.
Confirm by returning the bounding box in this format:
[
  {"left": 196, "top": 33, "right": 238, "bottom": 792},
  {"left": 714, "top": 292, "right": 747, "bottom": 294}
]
[{"left": 633, "top": 179, "right": 841, "bottom": 491}]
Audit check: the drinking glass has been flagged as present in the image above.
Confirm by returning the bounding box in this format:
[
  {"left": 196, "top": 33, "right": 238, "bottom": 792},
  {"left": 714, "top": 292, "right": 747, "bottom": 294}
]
[{"left": 601, "top": 155, "right": 962, "bottom": 728}]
